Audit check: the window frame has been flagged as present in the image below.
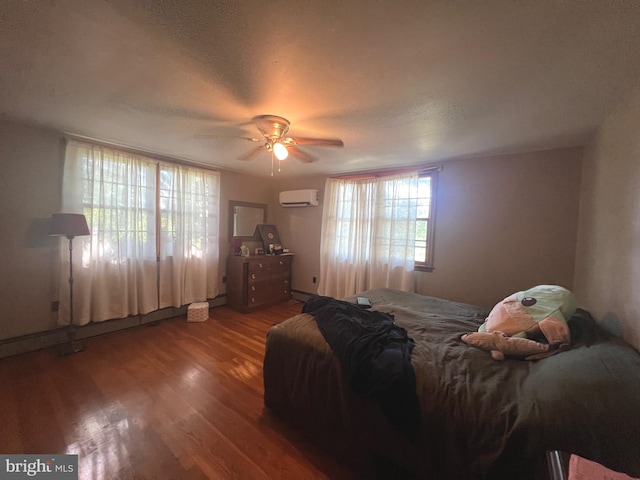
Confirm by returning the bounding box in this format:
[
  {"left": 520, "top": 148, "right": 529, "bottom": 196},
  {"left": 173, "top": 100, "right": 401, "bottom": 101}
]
[{"left": 414, "top": 168, "right": 438, "bottom": 272}]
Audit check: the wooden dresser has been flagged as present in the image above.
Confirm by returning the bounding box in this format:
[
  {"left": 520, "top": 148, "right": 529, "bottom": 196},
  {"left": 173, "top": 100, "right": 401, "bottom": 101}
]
[{"left": 226, "top": 255, "right": 293, "bottom": 312}]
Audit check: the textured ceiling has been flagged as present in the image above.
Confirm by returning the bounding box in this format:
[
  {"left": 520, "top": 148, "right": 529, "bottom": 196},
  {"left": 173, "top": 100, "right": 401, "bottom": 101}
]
[{"left": 1, "top": 0, "right": 640, "bottom": 177}]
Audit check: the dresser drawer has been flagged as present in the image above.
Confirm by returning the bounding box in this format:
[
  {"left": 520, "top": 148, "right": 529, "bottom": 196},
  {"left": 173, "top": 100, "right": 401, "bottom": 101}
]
[
  {"left": 248, "top": 283, "right": 290, "bottom": 307},
  {"left": 247, "top": 256, "right": 291, "bottom": 273},
  {"left": 247, "top": 269, "right": 290, "bottom": 284},
  {"left": 248, "top": 276, "right": 290, "bottom": 292},
  {"left": 226, "top": 254, "right": 293, "bottom": 312}
]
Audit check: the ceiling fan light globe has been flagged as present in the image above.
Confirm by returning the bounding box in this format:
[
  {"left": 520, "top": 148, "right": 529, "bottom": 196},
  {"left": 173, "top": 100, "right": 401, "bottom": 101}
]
[{"left": 273, "top": 142, "right": 288, "bottom": 160}]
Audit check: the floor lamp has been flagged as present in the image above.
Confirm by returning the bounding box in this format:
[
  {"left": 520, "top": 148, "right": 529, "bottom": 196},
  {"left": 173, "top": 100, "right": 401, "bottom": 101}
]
[{"left": 50, "top": 213, "right": 90, "bottom": 355}]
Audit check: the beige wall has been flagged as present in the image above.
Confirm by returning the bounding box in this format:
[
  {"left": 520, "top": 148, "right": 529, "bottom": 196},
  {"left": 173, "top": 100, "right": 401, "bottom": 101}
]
[
  {"left": 417, "top": 148, "right": 583, "bottom": 308},
  {"left": 574, "top": 85, "right": 640, "bottom": 351},
  {"left": 0, "top": 117, "right": 585, "bottom": 345},
  {"left": 218, "top": 169, "right": 279, "bottom": 294},
  {"left": 274, "top": 148, "right": 583, "bottom": 309},
  {"left": 0, "top": 120, "right": 64, "bottom": 340},
  {"left": 0, "top": 119, "right": 275, "bottom": 341},
  {"left": 272, "top": 175, "right": 327, "bottom": 294}
]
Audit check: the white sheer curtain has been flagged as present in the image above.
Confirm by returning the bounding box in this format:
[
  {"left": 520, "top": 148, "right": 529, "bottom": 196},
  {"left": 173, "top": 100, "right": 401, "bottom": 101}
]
[
  {"left": 318, "top": 172, "right": 419, "bottom": 298},
  {"left": 61, "top": 141, "right": 158, "bottom": 324},
  {"left": 158, "top": 162, "right": 220, "bottom": 308},
  {"left": 60, "top": 140, "right": 220, "bottom": 325}
]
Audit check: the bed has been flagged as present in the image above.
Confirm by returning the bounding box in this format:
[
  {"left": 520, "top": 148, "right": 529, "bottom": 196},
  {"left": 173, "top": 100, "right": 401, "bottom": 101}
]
[{"left": 263, "top": 288, "right": 640, "bottom": 479}]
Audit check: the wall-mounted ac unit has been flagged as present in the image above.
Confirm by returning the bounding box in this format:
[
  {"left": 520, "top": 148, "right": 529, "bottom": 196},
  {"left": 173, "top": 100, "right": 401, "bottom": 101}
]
[{"left": 279, "top": 189, "right": 319, "bottom": 207}]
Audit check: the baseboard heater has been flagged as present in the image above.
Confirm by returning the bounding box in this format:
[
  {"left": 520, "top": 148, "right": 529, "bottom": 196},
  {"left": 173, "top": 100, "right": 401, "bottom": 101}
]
[
  {"left": 290, "top": 289, "right": 315, "bottom": 303},
  {"left": 0, "top": 295, "right": 227, "bottom": 358}
]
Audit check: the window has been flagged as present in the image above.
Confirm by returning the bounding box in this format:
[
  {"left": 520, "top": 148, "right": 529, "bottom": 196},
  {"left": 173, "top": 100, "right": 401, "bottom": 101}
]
[
  {"left": 78, "top": 147, "right": 157, "bottom": 266},
  {"left": 319, "top": 168, "right": 439, "bottom": 300},
  {"left": 319, "top": 171, "right": 420, "bottom": 298},
  {"left": 414, "top": 170, "right": 437, "bottom": 271},
  {"left": 61, "top": 140, "right": 220, "bottom": 324},
  {"left": 158, "top": 163, "right": 219, "bottom": 261}
]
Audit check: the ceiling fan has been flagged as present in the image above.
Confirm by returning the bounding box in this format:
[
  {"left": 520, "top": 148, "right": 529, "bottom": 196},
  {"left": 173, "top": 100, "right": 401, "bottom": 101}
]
[{"left": 197, "top": 114, "right": 344, "bottom": 174}]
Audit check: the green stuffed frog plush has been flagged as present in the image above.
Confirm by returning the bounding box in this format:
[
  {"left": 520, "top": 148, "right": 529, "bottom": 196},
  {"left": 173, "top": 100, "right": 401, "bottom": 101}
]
[{"left": 462, "top": 285, "right": 576, "bottom": 361}]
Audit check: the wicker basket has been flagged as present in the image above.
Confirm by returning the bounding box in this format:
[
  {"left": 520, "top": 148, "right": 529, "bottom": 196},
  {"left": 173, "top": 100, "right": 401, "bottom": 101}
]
[{"left": 187, "top": 302, "right": 210, "bottom": 322}]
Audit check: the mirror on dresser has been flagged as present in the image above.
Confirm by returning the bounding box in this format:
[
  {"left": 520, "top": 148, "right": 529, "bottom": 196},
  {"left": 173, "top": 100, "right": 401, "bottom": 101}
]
[{"left": 229, "top": 200, "right": 268, "bottom": 241}]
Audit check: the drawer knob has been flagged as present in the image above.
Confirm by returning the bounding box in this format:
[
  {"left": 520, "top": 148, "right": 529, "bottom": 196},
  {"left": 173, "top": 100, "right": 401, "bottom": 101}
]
[
  {"left": 251, "top": 297, "right": 255, "bottom": 303},
  {"left": 251, "top": 274, "right": 256, "bottom": 279},
  {"left": 258, "top": 263, "right": 263, "bottom": 268},
  {"left": 251, "top": 286, "right": 255, "bottom": 291},
  {"left": 279, "top": 260, "right": 284, "bottom": 265},
  {"left": 284, "top": 280, "right": 288, "bottom": 284}
]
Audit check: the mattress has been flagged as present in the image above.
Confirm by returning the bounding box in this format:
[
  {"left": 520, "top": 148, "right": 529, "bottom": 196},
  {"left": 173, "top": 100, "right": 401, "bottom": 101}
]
[{"left": 263, "top": 288, "right": 640, "bottom": 479}]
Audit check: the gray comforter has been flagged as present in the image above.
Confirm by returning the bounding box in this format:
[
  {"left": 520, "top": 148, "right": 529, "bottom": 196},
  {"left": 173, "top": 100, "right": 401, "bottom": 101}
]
[{"left": 263, "top": 288, "right": 640, "bottom": 479}]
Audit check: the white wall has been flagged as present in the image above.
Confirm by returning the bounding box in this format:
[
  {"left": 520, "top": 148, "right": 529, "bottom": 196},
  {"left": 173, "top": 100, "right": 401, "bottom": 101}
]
[{"left": 574, "top": 85, "right": 640, "bottom": 351}]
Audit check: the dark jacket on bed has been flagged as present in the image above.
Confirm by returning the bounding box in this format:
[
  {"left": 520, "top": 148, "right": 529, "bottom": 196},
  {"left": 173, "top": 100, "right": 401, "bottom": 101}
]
[{"left": 303, "top": 295, "right": 420, "bottom": 439}]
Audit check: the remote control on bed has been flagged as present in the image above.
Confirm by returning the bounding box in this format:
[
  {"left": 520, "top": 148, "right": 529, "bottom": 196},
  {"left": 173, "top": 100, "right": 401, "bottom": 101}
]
[{"left": 356, "top": 297, "right": 372, "bottom": 308}]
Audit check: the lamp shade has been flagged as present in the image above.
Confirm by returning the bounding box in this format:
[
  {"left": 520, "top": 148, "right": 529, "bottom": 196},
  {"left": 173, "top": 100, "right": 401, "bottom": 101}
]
[
  {"left": 50, "top": 213, "right": 90, "bottom": 238},
  {"left": 273, "top": 141, "right": 289, "bottom": 160}
]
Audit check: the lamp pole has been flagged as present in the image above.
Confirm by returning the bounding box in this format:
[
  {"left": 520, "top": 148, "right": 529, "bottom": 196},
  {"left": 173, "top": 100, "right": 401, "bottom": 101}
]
[
  {"left": 61, "top": 233, "right": 83, "bottom": 355},
  {"left": 50, "top": 213, "right": 90, "bottom": 356}
]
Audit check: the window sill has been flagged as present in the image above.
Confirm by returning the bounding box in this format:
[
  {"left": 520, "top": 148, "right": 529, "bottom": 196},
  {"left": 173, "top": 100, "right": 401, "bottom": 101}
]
[{"left": 415, "top": 265, "right": 434, "bottom": 273}]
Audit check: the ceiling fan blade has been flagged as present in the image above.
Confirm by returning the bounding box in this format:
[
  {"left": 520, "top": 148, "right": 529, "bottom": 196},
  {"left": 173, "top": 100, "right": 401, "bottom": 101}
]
[
  {"left": 285, "top": 137, "right": 344, "bottom": 147},
  {"left": 238, "top": 145, "right": 266, "bottom": 161},
  {"left": 288, "top": 146, "right": 317, "bottom": 163},
  {"left": 194, "top": 134, "right": 260, "bottom": 142}
]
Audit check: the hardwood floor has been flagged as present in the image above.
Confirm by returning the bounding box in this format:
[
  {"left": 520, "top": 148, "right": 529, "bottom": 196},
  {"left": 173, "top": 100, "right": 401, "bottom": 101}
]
[{"left": 0, "top": 300, "right": 357, "bottom": 479}]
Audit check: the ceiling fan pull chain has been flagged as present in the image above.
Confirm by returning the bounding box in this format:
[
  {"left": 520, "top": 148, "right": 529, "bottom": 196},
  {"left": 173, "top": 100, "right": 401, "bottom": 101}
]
[{"left": 270, "top": 150, "right": 274, "bottom": 176}]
